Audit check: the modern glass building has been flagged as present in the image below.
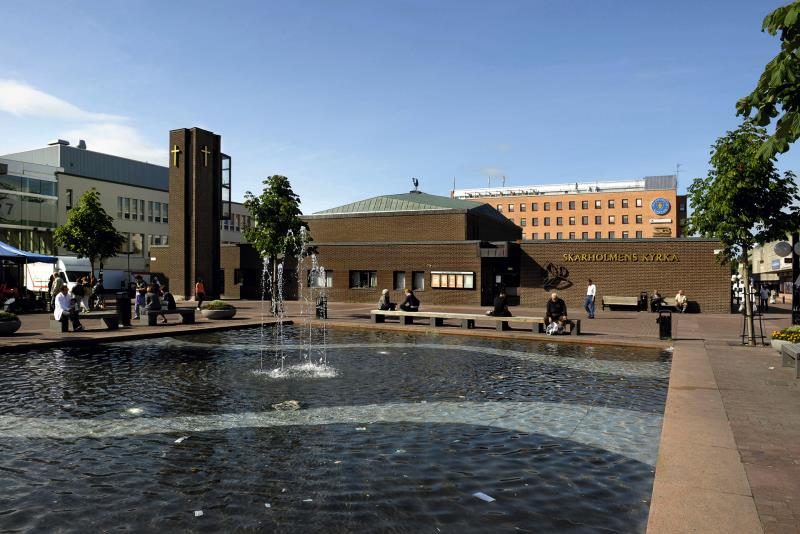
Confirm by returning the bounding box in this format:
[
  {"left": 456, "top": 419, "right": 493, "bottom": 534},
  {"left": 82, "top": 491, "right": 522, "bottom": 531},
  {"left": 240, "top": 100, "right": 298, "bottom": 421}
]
[{"left": 0, "top": 158, "right": 60, "bottom": 254}]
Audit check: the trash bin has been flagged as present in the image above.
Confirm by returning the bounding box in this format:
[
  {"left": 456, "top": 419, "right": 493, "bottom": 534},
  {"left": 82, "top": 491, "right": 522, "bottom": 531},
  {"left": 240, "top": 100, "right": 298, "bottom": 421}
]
[
  {"left": 639, "top": 291, "right": 648, "bottom": 312},
  {"left": 116, "top": 291, "right": 132, "bottom": 326},
  {"left": 656, "top": 310, "right": 672, "bottom": 340},
  {"left": 315, "top": 296, "right": 327, "bottom": 319}
]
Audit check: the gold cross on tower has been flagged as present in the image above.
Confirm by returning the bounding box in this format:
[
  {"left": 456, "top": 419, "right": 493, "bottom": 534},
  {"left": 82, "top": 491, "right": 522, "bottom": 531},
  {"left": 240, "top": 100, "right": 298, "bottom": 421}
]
[
  {"left": 171, "top": 144, "right": 181, "bottom": 167},
  {"left": 201, "top": 145, "right": 211, "bottom": 167}
]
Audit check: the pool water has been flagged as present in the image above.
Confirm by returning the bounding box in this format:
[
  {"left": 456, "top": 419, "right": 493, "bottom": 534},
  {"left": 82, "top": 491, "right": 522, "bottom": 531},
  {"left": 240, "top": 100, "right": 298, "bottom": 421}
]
[{"left": 0, "top": 327, "right": 670, "bottom": 533}]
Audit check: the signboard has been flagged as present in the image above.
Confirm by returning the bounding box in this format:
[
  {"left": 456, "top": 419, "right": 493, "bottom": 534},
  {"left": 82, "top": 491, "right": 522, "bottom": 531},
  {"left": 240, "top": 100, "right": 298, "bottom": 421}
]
[
  {"left": 651, "top": 197, "right": 671, "bottom": 216},
  {"left": 772, "top": 259, "right": 781, "bottom": 270},
  {"left": 649, "top": 218, "right": 673, "bottom": 224},
  {"left": 563, "top": 252, "right": 679, "bottom": 263},
  {"left": 653, "top": 227, "right": 672, "bottom": 237}
]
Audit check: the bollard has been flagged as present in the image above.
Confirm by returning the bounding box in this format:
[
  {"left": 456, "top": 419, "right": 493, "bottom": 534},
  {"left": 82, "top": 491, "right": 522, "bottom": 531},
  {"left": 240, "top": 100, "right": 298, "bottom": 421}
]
[{"left": 656, "top": 310, "right": 672, "bottom": 340}]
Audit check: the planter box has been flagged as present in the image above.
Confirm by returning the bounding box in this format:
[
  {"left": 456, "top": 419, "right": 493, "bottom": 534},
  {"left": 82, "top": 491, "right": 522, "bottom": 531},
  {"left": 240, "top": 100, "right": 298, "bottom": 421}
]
[
  {"left": 0, "top": 318, "right": 21, "bottom": 335},
  {"left": 771, "top": 338, "right": 792, "bottom": 353},
  {"left": 200, "top": 308, "right": 236, "bottom": 320}
]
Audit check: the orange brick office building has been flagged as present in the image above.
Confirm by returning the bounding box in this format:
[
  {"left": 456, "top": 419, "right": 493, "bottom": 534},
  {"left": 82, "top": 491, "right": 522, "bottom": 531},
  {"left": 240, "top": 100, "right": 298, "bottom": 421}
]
[{"left": 452, "top": 175, "right": 687, "bottom": 240}]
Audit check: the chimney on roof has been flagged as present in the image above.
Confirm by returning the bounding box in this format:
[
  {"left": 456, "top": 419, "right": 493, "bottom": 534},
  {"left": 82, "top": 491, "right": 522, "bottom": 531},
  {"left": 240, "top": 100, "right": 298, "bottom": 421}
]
[
  {"left": 77, "top": 140, "right": 87, "bottom": 150},
  {"left": 48, "top": 139, "right": 70, "bottom": 146}
]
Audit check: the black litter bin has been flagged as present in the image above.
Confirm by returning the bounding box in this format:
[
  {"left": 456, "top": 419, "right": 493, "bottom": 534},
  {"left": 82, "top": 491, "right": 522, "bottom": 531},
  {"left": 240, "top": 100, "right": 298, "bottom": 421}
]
[
  {"left": 116, "top": 291, "right": 132, "bottom": 326},
  {"left": 316, "top": 296, "right": 328, "bottom": 319},
  {"left": 656, "top": 310, "right": 672, "bottom": 340},
  {"left": 639, "top": 291, "right": 648, "bottom": 311}
]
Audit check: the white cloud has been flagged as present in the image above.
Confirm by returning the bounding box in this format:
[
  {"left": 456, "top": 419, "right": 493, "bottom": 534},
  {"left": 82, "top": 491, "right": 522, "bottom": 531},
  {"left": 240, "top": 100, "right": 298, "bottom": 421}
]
[
  {"left": 62, "top": 123, "right": 166, "bottom": 164},
  {"left": 0, "top": 79, "right": 124, "bottom": 121}
]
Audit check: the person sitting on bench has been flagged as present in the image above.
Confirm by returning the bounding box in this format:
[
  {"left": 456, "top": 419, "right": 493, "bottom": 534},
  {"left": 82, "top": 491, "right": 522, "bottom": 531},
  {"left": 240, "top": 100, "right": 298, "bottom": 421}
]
[
  {"left": 545, "top": 291, "right": 568, "bottom": 332},
  {"left": 487, "top": 291, "right": 511, "bottom": 317},
  {"left": 674, "top": 289, "right": 688, "bottom": 313},
  {"left": 399, "top": 289, "right": 420, "bottom": 312},
  {"left": 160, "top": 286, "right": 176, "bottom": 324},
  {"left": 54, "top": 285, "right": 84, "bottom": 332},
  {"left": 378, "top": 289, "right": 396, "bottom": 311},
  {"left": 651, "top": 289, "right": 664, "bottom": 312},
  {"left": 145, "top": 284, "right": 163, "bottom": 323}
]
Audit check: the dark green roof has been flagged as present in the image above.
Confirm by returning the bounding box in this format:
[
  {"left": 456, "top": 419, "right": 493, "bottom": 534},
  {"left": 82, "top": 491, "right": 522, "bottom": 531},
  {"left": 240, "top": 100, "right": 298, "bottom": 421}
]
[{"left": 313, "top": 192, "right": 485, "bottom": 215}]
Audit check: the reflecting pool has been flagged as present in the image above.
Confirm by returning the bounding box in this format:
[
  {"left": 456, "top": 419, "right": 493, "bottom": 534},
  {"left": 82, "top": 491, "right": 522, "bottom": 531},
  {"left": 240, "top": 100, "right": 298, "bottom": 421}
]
[{"left": 0, "top": 327, "right": 671, "bottom": 532}]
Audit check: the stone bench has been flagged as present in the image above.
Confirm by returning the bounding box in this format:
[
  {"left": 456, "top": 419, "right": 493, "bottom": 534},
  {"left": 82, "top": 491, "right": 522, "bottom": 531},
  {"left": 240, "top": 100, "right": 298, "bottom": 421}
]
[
  {"left": 139, "top": 308, "right": 196, "bottom": 326},
  {"left": 781, "top": 343, "right": 799, "bottom": 379},
  {"left": 49, "top": 311, "right": 119, "bottom": 332},
  {"left": 601, "top": 295, "right": 640, "bottom": 311},
  {"left": 370, "top": 310, "right": 580, "bottom": 335}
]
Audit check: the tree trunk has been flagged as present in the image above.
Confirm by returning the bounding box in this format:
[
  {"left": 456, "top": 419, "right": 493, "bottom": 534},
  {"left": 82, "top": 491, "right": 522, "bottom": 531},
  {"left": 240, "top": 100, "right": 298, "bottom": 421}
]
[{"left": 741, "top": 248, "right": 756, "bottom": 346}]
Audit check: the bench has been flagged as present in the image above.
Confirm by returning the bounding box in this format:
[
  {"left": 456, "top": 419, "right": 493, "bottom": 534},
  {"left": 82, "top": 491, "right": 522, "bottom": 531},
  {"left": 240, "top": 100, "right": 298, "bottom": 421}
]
[
  {"left": 782, "top": 343, "right": 800, "bottom": 379},
  {"left": 601, "top": 296, "right": 640, "bottom": 311},
  {"left": 370, "top": 310, "right": 580, "bottom": 335},
  {"left": 139, "top": 308, "right": 196, "bottom": 326},
  {"left": 49, "top": 311, "right": 119, "bottom": 332}
]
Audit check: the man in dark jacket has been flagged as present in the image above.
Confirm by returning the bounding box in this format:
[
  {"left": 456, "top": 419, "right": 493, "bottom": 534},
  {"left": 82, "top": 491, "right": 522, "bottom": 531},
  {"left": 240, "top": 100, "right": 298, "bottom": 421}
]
[
  {"left": 487, "top": 291, "right": 511, "bottom": 317},
  {"left": 399, "top": 289, "right": 420, "bottom": 312},
  {"left": 545, "top": 291, "right": 568, "bottom": 326}
]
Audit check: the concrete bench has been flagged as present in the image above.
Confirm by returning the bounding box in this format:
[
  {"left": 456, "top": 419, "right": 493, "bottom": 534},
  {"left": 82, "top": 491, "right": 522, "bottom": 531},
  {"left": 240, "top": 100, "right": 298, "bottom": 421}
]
[
  {"left": 601, "top": 296, "right": 640, "bottom": 311},
  {"left": 49, "top": 311, "right": 119, "bottom": 332},
  {"left": 781, "top": 343, "right": 799, "bottom": 379},
  {"left": 370, "top": 310, "right": 580, "bottom": 335},
  {"left": 139, "top": 308, "right": 196, "bottom": 326}
]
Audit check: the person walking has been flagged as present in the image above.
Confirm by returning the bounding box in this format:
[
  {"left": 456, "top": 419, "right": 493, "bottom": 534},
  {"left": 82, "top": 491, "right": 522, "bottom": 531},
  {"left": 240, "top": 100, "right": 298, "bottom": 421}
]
[
  {"left": 133, "top": 275, "right": 147, "bottom": 319},
  {"left": 195, "top": 279, "right": 206, "bottom": 310},
  {"left": 759, "top": 285, "right": 769, "bottom": 313},
  {"left": 584, "top": 279, "right": 596, "bottom": 319},
  {"left": 71, "top": 277, "right": 89, "bottom": 313}
]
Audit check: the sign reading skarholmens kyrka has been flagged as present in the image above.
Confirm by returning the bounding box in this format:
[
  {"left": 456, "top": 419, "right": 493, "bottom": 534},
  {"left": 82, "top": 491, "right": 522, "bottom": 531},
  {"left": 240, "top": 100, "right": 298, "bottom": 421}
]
[{"left": 563, "top": 252, "right": 679, "bottom": 262}]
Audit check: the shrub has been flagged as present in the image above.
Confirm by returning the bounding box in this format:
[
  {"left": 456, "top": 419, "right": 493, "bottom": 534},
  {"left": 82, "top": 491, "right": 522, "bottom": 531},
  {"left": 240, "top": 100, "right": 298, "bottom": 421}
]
[
  {"left": 200, "top": 300, "right": 235, "bottom": 311},
  {"left": 0, "top": 311, "right": 18, "bottom": 321},
  {"left": 771, "top": 327, "right": 800, "bottom": 343}
]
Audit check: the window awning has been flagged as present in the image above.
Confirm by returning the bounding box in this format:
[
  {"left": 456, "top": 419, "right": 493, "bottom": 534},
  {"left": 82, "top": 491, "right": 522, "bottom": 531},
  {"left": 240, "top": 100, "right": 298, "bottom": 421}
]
[{"left": 0, "top": 241, "right": 57, "bottom": 263}]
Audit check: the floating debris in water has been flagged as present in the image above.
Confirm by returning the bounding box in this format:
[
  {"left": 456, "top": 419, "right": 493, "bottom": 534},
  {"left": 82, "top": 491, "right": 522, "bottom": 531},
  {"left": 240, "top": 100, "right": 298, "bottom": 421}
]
[
  {"left": 473, "top": 492, "right": 495, "bottom": 502},
  {"left": 194, "top": 510, "right": 204, "bottom": 517},
  {"left": 394, "top": 449, "right": 406, "bottom": 454},
  {"left": 174, "top": 436, "right": 189, "bottom": 444},
  {"left": 272, "top": 400, "right": 302, "bottom": 411},
  {"left": 125, "top": 408, "right": 143, "bottom": 415},
  {"left": 264, "top": 503, "right": 271, "bottom": 509},
  {"left": 302, "top": 498, "right": 313, "bottom": 503}
]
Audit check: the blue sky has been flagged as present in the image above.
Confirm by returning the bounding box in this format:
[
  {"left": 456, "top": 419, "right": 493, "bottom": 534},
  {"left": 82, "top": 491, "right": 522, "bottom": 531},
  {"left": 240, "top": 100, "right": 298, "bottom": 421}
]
[{"left": 0, "top": 0, "right": 795, "bottom": 213}]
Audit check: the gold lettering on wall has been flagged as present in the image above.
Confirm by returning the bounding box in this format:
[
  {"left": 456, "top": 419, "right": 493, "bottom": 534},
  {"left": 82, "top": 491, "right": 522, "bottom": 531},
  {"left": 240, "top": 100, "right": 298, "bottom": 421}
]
[{"left": 562, "top": 252, "right": 679, "bottom": 263}]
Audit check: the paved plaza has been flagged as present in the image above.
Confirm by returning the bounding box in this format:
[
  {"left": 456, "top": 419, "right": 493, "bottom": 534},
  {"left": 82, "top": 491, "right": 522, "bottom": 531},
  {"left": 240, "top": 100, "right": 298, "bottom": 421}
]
[{"left": 1, "top": 299, "right": 798, "bottom": 533}]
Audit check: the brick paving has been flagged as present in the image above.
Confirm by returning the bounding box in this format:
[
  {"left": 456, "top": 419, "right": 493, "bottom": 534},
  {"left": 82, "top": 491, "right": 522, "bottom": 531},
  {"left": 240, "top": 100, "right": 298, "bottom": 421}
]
[{"left": 1, "top": 297, "right": 799, "bottom": 533}]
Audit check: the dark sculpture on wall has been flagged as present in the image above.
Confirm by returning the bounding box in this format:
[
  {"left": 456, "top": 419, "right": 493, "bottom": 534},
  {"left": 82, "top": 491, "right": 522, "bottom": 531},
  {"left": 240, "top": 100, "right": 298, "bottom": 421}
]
[{"left": 542, "top": 263, "right": 573, "bottom": 291}]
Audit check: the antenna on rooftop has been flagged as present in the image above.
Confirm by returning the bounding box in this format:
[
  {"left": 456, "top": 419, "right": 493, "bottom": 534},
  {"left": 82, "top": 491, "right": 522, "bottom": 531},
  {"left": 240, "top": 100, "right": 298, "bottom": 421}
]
[
  {"left": 501, "top": 175, "right": 506, "bottom": 187},
  {"left": 676, "top": 163, "right": 682, "bottom": 185},
  {"left": 411, "top": 177, "right": 420, "bottom": 193}
]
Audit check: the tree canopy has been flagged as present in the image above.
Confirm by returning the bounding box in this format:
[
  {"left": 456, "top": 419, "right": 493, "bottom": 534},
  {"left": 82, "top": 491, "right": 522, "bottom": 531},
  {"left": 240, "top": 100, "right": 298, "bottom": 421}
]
[
  {"left": 242, "top": 175, "right": 311, "bottom": 260},
  {"left": 53, "top": 189, "right": 125, "bottom": 276},
  {"left": 737, "top": 1, "right": 800, "bottom": 157}
]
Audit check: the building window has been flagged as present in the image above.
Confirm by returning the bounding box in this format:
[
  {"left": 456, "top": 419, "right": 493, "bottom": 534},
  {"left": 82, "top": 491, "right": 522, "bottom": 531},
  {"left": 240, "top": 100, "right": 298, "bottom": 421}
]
[
  {"left": 117, "top": 196, "right": 122, "bottom": 219},
  {"left": 636, "top": 230, "right": 643, "bottom": 238},
  {"left": 556, "top": 217, "right": 563, "bottom": 226},
  {"left": 569, "top": 232, "right": 575, "bottom": 239},
  {"left": 393, "top": 271, "right": 406, "bottom": 291},
  {"left": 496, "top": 204, "right": 503, "bottom": 212},
  {"left": 556, "top": 232, "right": 563, "bottom": 239},
  {"left": 162, "top": 203, "right": 168, "bottom": 224},
  {"left": 349, "top": 270, "right": 377, "bottom": 288},
  {"left": 556, "top": 201, "right": 563, "bottom": 210},
  {"left": 544, "top": 217, "right": 551, "bottom": 226},
  {"left": 622, "top": 231, "right": 629, "bottom": 239},
  {"left": 123, "top": 197, "right": 130, "bottom": 219},
  {"left": 519, "top": 203, "right": 526, "bottom": 212},
  {"left": 608, "top": 199, "right": 615, "bottom": 209},
  {"left": 532, "top": 217, "right": 539, "bottom": 226},
  {"left": 636, "top": 198, "right": 642, "bottom": 207},
  {"left": 636, "top": 214, "right": 643, "bottom": 224},
  {"left": 544, "top": 232, "right": 551, "bottom": 239},
  {"left": 147, "top": 201, "right": 154, "bottom": 222},
  {"left": 569, "top": 216, "right": 575, "bottom": 225},
  {"left": 622, "top": 199, "right": 629, "bottom": 208},
  {"left": 532, "top": 202, "right": 538, "bottom": 211},
  {"left": 544, "top": 202, "right": 551, "bottom": 211},
  {"left": 680, "top": 201, "right": 686, "bottom": 212},
  {"left": 508, "top": 204, "right": 515, "bottom": 212},
  {"left": 431, "top": 271, "right": 474, "bottom": 289},
  {"left": 310, "top": 270, "right": 333, "bottom": 288},
  {"left": 154, "top": 202, "right": 161, "bottom": 223},
  {"left": 581, "top": 232, "right": 589, "bottom": 239},
  {"left": 582, "top": 216, "right": 589, "bottom": 225},
  {"left": 66, "top": 189, "right": 73, "bottom": 210},
  {"left": 119, "top": 232, "right": 144, "bottom": 255},
  {"left": 608, "top": 215, "right": 615, "bottom": 224},
  {"left": 594, "top": 215, "right": 601, "bottom": 224},
  {"left": 595, "top": 200, "right": 601, "bottom": 208},
  {"left": 532, "top": 233, "right": 538, "bottom": 240},
  {"left": 582, "top": 200, "right": 589, "bottom": 209},
  {"left": 595, "top": 231, "right": 602, "bottom": 239},
  {"left": 622, "top": 215, "right": 629, "bottom": 224},
  {"left": 412, "top": 271, "right": 425, "bottom": 290},
  {"left": 520, "top": 218, "right": 527, "bottom": 226},
  {"left": 608, "top": 231, "right": 616, "bottom": 238},
  {"left": 568, "top": 201, "right": 575, "bottom": 210}
]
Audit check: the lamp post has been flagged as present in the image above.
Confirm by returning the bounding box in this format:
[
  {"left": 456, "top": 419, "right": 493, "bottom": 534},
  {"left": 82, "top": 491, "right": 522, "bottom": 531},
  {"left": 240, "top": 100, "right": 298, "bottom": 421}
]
[{"left": 793, "top": 232, "right": 799, "bottom": 325}]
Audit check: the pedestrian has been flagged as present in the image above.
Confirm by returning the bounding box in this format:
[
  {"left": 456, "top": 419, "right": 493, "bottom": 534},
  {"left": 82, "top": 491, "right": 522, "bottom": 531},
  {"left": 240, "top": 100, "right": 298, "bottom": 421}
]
[
  {"left": 486, "top": 290, "right": 511, "bottom": 317},
  {"left": 399, "top": 289, "right": 420, "bottom": 312},
  {"left": 54, "top": 284, "right": 83, "bottom": 331},
  {"left": 133, "top": 275, "right": 147, "bottom": 319},
  {"left": 584, "top": 279, "right": 596, "bottom": 318},
  {"left": 50, "top": 272, "right": 65, "bottom": 311},
  {"left": 545, "top": 291, "right": 568, "bottom": 333},
  {"left": 90, "top": 276, "right": 105, "bottom": 310},
  {"left": 674, "top": 289, "right": 688, "bottom": 313},
  {"left": 71, "top": 277, "right": 89, "bottom": 313},
  {"left": 151, "top": 275, "right": 161, "bottom": 294},
  {"left": 378, "top": 289, "right": 396, "bottom": 311},
  {"left": 651, "top": 289, "right": 664, "bottom": 312},
  {"left": 759, "top": 285, "right": 769, "bottom": 313},
  {"left": 160, "top": 286, "right": 176, "bottom": 324},
  {"left": 195, "top": 278, "right": 206, "bottom": 309}
]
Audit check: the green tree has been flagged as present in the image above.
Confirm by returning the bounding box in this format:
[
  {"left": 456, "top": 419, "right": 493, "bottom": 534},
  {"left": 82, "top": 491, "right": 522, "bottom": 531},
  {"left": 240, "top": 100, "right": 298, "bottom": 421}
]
[
  {"left": 686, "top": 122, "right": 799, "bottom": 345},
  {"left": 53, "top": 189, "right": 125, "bottom": 278},
  {"left": 242, "top": 175, "right": 312, "bottom": 311},
  {"left": 737, "top": 1, "right": 800, "bottom": 157}
]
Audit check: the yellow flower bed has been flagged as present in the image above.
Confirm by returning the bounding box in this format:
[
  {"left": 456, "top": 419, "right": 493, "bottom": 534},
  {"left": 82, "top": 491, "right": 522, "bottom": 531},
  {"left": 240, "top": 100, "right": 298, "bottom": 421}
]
[{"left": 771, "top": 326, "right": 800, "bottom": 343}]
